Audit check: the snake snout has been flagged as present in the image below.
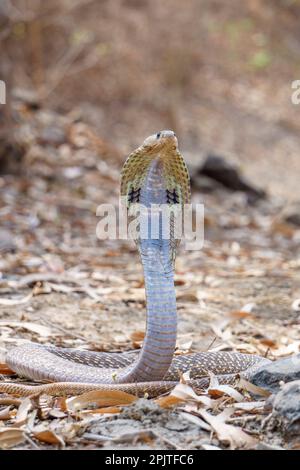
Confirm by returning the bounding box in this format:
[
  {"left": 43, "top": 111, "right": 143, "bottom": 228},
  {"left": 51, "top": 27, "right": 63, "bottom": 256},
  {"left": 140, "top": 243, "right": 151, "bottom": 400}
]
[
  {"left": 157, "top": 130, "right": 177, "bottom": 140},
  {"left": 156, "top": 130, "right": 178, "bottom": 150}
]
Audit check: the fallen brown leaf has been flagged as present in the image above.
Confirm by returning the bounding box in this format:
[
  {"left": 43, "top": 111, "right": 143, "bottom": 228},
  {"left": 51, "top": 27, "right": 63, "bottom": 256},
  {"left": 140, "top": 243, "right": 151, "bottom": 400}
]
[
  {"left": 0, "top": 406, "right": 13, "bottom": 420},
  {"left": 155, "top": 395, "right": 184, "bottom": 409},
  {"left": 238, "top": 378, "right": 271, "bottom": 397},
  {"left": 130, "top": 330, "right": 145, "bottom": 342},
  {"left": 0, "top": 363, "right": 15, "bottom": 375},
  {"left": 208, "top": 384, "right": 244, "bottom": 402},
  {"left": 15, "top": 398, "right": 33, "bottom": 425},
  {"left": 81, "top": 406, "right": 121, "bottom": 414},
  {"left": 0, "top": 427, "right": 26, "bottom": 449},
  {"left": 199, "top": 408, "right": 257, "bottom": 449},
  {"left": 170, "top": 383, "right": 212, "bottom": 408},
  {"left": 66, "top": 389, "right": 137, "bottom": 412},
  {"left": 34, "top": 429, "right": 65, "bottom": 447}
]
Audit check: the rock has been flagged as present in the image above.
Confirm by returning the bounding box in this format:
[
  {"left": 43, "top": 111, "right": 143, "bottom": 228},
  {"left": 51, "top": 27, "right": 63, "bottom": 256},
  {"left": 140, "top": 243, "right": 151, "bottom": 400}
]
[
  {"left": 38, "top": 126, "right": 66, "bottom": 147},
  {"left": 0, "top": 138, "right": 25, "bottom": 175},
  {"left": 189, "top": 172, "right": 224, "bottom": 193},
  {"left": 283, "top": 203, "right": 300, "bottom": 227},
  {"left": 0, "top": 230, "right": 16, "bottom": 253},
  {"left": 12, "top": 88, "right": 40, "bottom": 111},
  {"left": 272, "top": 380, "right": 300, "bottom": 436},
  {"left": 285, "top": 213, "right": 300, "bottom": 226},
  {"left": 194, "top": 154, "right": 266, "bottom": 202},
  {"left": 255, "top": 442, "right": 284, "bottom": 450},
  {"left": 250, "top": 354, "right": 300, "bottom": 393}
]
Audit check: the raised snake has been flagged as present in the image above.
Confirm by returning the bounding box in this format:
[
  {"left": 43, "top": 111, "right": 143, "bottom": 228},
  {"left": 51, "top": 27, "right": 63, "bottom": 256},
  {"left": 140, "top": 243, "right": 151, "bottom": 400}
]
[{"left": 0, "top": 130, "right": 270, "bottom": 397}]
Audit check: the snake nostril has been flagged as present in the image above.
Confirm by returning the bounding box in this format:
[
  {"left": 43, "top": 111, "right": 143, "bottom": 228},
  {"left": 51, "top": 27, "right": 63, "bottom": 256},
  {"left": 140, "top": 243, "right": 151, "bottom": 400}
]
[{"left": 156, "top": 132, "right": 161, "bottom": 139}]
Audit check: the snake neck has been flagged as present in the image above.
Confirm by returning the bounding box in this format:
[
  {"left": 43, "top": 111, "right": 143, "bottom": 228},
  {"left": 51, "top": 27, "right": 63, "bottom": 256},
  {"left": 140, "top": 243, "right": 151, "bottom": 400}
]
[{"left": 121, "top": 159, "right": 177, "bottom": 382}]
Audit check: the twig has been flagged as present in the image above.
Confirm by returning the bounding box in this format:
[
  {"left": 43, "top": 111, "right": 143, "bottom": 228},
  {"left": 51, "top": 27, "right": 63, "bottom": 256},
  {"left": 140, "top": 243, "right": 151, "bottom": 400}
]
[
  {"left": 37, "top": 317, "right": 88, "bottom": 343},
  {"left": 25, "top": 434, "right": 42, "bottom": 450},
  {"left": 206, "top": 336, "right": 217, "bottom": 351},
  {"left": 151, "top": 430, "right": 182, "bottom": 450}
]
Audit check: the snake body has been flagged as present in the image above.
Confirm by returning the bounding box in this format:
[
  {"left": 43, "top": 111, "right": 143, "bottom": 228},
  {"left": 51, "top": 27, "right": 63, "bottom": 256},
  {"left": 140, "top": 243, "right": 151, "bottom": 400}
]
[{"left": 0, "top": 131, "right": 270, "bottom": 397}]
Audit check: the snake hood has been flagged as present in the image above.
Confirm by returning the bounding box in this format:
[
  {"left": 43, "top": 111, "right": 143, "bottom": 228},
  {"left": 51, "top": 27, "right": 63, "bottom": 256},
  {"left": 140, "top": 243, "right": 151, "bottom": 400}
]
[
  {"left": 120, "top": 130, "right": 191, "bottom": 266},
  {"left": 121, "top": 130, "right": 191, "bottom": 209}
]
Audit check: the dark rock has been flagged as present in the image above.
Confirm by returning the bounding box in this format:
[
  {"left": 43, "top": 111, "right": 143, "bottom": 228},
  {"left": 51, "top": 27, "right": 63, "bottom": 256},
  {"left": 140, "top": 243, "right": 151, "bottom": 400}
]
[
  {"left": 284, "top": 203, "right": 300, "bottom": 227},
  {"left": 189, "top": 172, "right": 224, "bottom": 193},
  {"left": 0, "top": 138, "right": 25, "bottom": 174},
  {"left": 250, "top": 354, "right": 300, "bottom": 393},
  {"left": 285, "top": 213, "right": 300, "bottom": 226},
  {"left": 194, "top": 154, "right": 266, "bottom": 202},
  {"left": 272, "top": 380, "right": 300, "bottom": 436}
]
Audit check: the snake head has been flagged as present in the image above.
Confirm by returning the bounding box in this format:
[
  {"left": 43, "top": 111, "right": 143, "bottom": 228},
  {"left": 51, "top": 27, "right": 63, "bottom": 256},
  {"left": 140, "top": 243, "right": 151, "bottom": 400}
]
[{"left": 142, "top": 130, "right": 178, "bottom": 155}]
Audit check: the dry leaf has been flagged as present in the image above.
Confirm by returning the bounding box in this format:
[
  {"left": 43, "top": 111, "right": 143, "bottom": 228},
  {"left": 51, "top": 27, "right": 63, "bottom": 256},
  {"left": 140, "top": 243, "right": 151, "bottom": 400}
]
[
  {"left": 0, "top": 293, "right": 32, "bottom": 306},
  {"left": 181, "top": 411, "right": 211, "bottom": 431},
  {"left": 177, "top": 289, "right": 200, "bottom": 302},
  {"left": 207, "top": 371, "right": 244, "bottom": 401},
  {"left": 259, "top": 338, "right": 277, "bottom": 348},
  {"left": 238, "top": 378, "right": 270, "bottom": 397},
  {"left": 34, "top": 429, "right": 65, "bottom": 447},
  {"left": 0, "top": 427, "right": 26, "bottom": 449},
  {"left": 171, "top": 383, "right": 212, "bottom": 408},
  {"left": 0, "top": 321, "right": 52, "bottom": 337},
  {"left": 0, "top": 406, "right": 13, "bottom": 420},
  {"left": 155, "top": 395, "right": 184, "bottom": 409},
  {"left": 66, "top": 389, "right": 137, "bottom": 411},
  {"left": 0, "top": 363, "right": 15, "bottom": 375},
  {"left": 130, "top": 330, "right": 145, "bottom": 347},
  {"left": 15, "top": 398, "right": 33, "bottom": 425},
  {"left": 0, "top": 398, "right": 21, "bottom": 407},
  {"left": 208, "top": 384, "right": 244, "bottom": 402},
  {"left": 32, "top": 283, "right": 52, "bottom": 295},
  {"left": 81, "top": 406, "right": 121, "bottom": 415},
  {"left": 240, "top": 303, "right": 256, "bottom": 313},
  {"left": 233, "top": 401, "right": 265, "bottom": 412},
  {"left": 201, "top": 444, "right": 222, "bottom": 450},
  {"left": 130, "top": 330, "right": 145, "bottom": 342},
  {"left": 49, "top": 409, "right": 67, "bottom": 419},
  {"left": 199, "top": 408, "right": 257, "bottom": 449},
  {"left": 226, "top": 310, "right": 254, "bottom": 321},
  {"left": 271, "top": 342, "right": 300, "bottom": 357}
]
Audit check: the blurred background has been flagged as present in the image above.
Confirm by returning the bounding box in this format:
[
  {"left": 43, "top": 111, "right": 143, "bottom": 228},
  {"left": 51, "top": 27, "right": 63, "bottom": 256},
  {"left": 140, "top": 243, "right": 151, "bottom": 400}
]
[{"left": 1, "top": 0, "right": 300, "bottom": 199}]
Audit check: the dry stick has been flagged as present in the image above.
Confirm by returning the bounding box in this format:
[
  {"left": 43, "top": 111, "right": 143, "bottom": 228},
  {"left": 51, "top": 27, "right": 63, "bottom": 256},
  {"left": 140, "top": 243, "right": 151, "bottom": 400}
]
[
  {"left": 0, "top": 397, "right": 22, "bottom": 406},
  {"left": 10, "top": 273, "right": 86, "bottom": 288},
  {"left": 25, "top": 434, "right": 41, "bottom": 450},
  {"left": 83, "top": 433, "right": 116, "bottom": 443},
  {"left": 38, "top": 41, "right": 92, "bottom": 100},
  {"left": 84, "top": 429, "right": 181, "bottom": 449},
  {"left": 206, "top": 336, "right": 217, "bottom": 351},
  {"left": 37, "top": 317, "right": 88, "bottom": 343},
  {"left": 151, "top": 430, "right": 182, "bottom": 450}
]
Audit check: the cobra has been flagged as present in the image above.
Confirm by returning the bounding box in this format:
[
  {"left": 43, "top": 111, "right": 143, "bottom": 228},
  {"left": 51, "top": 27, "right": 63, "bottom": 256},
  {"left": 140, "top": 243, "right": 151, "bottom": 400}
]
[{"left": 0, "top": 130, "right": 270, "bottom": 397}]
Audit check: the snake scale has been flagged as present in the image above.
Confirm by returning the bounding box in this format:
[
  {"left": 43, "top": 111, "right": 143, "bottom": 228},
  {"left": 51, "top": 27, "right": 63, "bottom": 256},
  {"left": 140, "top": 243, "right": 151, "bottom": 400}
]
[{"left": 0, "top": 130, "right": 270, "bottom": 397}]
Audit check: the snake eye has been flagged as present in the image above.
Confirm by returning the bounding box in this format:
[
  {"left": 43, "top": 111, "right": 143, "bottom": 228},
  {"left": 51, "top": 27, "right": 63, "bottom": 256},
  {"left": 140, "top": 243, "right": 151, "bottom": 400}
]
[{"left": 156, "top": 132, "right": 161, "bottom": 139}]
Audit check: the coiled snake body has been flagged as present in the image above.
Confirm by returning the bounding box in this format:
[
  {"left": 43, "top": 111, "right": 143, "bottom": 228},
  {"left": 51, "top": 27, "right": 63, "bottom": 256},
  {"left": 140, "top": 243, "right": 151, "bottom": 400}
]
[{"left": 0, "top": 131, "right": 269, "bottom": 397}]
